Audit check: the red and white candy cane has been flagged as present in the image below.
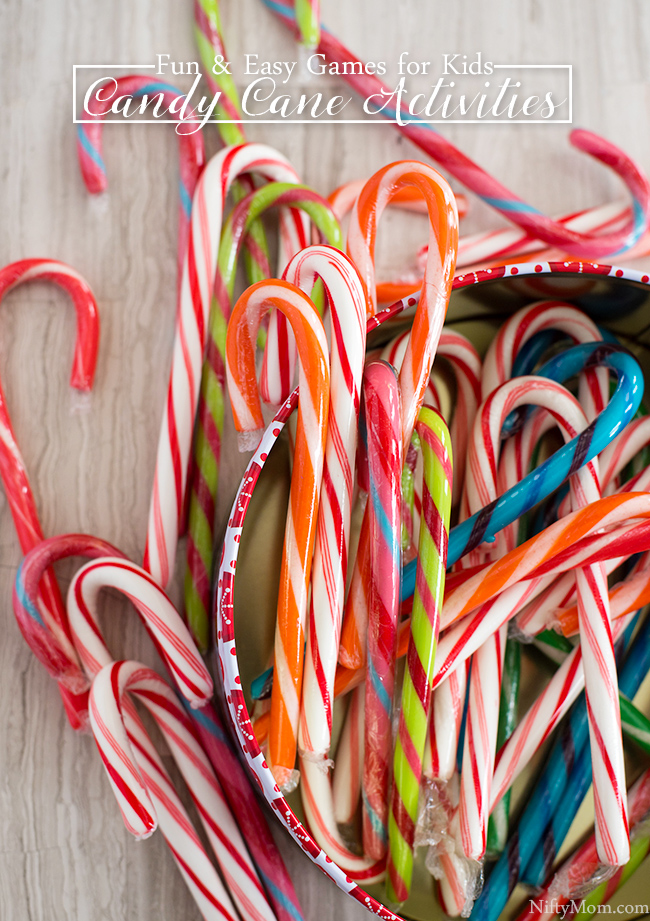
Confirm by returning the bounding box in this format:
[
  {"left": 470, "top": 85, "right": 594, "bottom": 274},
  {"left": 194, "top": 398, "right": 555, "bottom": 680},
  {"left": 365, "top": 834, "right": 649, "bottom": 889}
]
[
  {"left": 383, "top": 327, "right": 482, "bottom": 511},
  {"left": 599, "top": 415, "right": 650, "bottom": 493},
  {"left": 66, "top": 559, "right": 282, "bottom": 921},
  {"left": 481, "top": 300, "right": 607, "bottom": 421},
  {"left": 68, "top": 557, "right": 213, "bottom": 705},
  {"left": 226, "top": 279, "right": 330, "bottom": 791},
  {"left": 459, "top": 375, "right": 627, "bottom": 862},
  {"left": 340, "top": 160, "right": 458, "bottom": 670},
  {"left": 143, "top": 142, "right": 303, "bottom": 588},
  {"left": 424, "top": 663, "right": 468, "bottom": 783},
  {"left": 283, "top": 246, "right": 365, "bottom": 734},
  {"left": 277, "top": 248, "right": 366, "bottom": 769},
  {"left": 90, "top": 661, "right": 277, "bottom": 921},
  {"left": 0, "top": 259, "right": 99, "bottom": 729},
  {"left": 490, "top": 608, "right": 635, "bottom": 815},
  {"left": 18, "top": 537, "right": 304, "bottom": 921},
  {"left": 415, "top": 200, "right": 633, "bottom": 274},
  {"left": 300, "top": 755, "right": 386, "bottom": 882}
]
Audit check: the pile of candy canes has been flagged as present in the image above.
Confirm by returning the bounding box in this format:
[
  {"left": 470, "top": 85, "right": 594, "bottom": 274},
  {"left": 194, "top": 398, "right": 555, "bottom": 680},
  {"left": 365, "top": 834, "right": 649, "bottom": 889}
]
[{"left": 8, "top": 2, "right": 650, "bottom": 921}]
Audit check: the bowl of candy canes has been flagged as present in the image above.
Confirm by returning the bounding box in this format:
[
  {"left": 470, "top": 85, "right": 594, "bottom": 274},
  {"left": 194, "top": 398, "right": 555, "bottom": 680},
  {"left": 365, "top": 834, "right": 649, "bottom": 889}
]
[{"left": 214, "top": 160, "right": 650, "bottom": 921}]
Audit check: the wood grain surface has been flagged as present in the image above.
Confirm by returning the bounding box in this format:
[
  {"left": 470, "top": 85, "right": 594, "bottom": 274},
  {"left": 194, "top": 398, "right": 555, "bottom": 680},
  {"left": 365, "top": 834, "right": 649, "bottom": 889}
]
[{"left": 1, "top": 1, "right": 649, "bottom": 918}]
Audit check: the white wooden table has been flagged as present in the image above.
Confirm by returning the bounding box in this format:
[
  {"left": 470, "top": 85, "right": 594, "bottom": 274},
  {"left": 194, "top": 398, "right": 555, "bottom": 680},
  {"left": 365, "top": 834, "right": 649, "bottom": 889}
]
[{"left": 1, "top": 0, "right": 649, "bottom": 918}]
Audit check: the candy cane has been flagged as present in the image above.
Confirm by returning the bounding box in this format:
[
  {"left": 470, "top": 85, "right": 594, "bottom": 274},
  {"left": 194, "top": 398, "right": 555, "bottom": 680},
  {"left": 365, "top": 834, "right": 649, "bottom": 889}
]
[
  {"left": 387, "top": 408, "right": 453, "bottom": 903},
  {"left": 358, "top": 361, "right": 402, "bottom": 859},
  {"left": 68, "top": 558, "right": 213, "bottom": 705},
  {"left": 512, "top": 768, "right": 650, "bottom": 921},
  {"left": 340, "top": 160, "right": 458, "bottom": 671},
  {"left": 13, "top": 533, "right": 123, "bottom": 689},
  {"left": 65, "top": 559, "right": 288, "bottom": 921},
  {"left": 143, "top": 142, "right": 303, "bottom": 590},
  {"left": 412, "top": 200, "right": 645, "bottom": 274},
  {"left": 383, "top": 327, "right": 481, "bottom": 515},
  {"left": 267, "top": 248, "right": 364, "bottom": 774},
  {"left": 460, "top": 371, "right": 628, "bottom": 867},
  {"left": 90, "top": 660, "right": 276, "bottom": 921},
  {"left": 77, "top": 75, "right": 205, "bottom": 279},
  {"left": 481, "top": 300, "right": 607, "bottom": 419},
  {"left": 226, "top": 279, "right": 329, "bottom": 790},
  {"left": 488, "top": 605, "right": 634, "bottom": 819},
  {"left": 91, "top": 667, "right": 238, "bottom": 921},
  {"left": 259, "top": 0, "right": 650, "bottom": 258},
  {"left": 193, "top": 0, "right": 274, "bottom": 281},
  {"left": 16, "top": 536, "right": 304, "bottom": 921},
  {"left": 459, "top": 373, "right": 607, "bottom": 861},
  {"left": 423, "top": 664, "right": 468, "bottom": 783},
  {"left": 186, "top": 184, "right": 340, "bottom": 651},
  {"left": 0, "top": 259, "right": 99, "bottom": 729}
]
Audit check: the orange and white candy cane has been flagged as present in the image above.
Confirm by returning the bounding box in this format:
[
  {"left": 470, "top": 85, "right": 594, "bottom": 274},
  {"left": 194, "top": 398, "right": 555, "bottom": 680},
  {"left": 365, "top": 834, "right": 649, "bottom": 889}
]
[
  {"left": 226, "top": 279, "right": 329, "bottom": 791},
  {"left": 340, "top": 161, "right": 458, "bottom": 670}
]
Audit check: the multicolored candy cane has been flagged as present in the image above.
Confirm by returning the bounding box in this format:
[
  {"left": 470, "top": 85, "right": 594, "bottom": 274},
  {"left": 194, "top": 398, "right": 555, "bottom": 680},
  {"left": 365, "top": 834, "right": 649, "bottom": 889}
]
[
  {"left": 294, "top": 0, "right": 319, "bottom": 47},
  {"left": 15, "top": 535, "right": 304, "bottom": 921},
  {"left": 359, "top": 361, "right": 402, "bottom": 860},
  {"left": 76, "top": 75, "right": 205, "bottom": 279},
  {"left": 259, "top": 0, "right": 650, "bottom": 258},
  {"left": 341, "top": 159, "right": 458, "bottom": 671},
  {"left": 186, "top": 183, "right": 340, "bottom": 651},
  {"left": 143, "top": 142, "right": 302, "bottom": 591},
  {"left": 387, "top": 408, "right": 453, "bottom": 903},
  {"left": 226, "top": 279, "right": 329, "bottom": 791},
  {"left": 0, "top": 259, "right": 99, "bottom": 729}
]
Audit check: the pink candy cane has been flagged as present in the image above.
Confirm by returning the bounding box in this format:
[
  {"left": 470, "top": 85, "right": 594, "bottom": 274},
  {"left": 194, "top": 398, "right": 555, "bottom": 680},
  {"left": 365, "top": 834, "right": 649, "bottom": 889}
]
[
  {"left": 359, "top": 361, "right": 402, "bottom": 859},
  {"left": 267, "top": 1, "right": 650, "bottom": 258},
  {"left": 0, "top": 259, "right": 100, "bottom": 729}
]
